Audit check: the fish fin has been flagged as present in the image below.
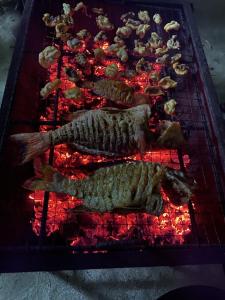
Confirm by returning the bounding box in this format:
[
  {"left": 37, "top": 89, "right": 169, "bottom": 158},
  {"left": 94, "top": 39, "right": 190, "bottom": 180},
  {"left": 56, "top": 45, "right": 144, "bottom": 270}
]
[
  {"left": 133, "top": 93, "right": 151, "bottom": 106},
  {"left": 9, "top": 132, "right": 50, "bottom": 165},
  {"left": 100, "top": 107, "right": 124, "bottom": 114},
  {"left": 23, "top": 163, "right": 64, "bottom": 192},
  {"left": 61, "top": 110, "right": 88, "bottom": 122},
  {"left": 71, "top": 143, "right": 122, "bottom": 157},
  {"left": 157, "top": 121, "right": 185, "bottom": 148}
]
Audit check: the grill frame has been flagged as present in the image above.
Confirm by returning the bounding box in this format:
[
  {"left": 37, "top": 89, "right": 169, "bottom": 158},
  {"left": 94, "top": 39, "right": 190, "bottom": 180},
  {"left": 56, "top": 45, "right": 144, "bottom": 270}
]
[{"left": 0, "top": 0, "right": 225, "bottom": 272}]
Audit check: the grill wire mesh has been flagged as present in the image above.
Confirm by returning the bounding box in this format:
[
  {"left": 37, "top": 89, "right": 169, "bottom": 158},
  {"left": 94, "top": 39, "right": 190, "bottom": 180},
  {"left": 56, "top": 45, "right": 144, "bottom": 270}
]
[{"left": 15, "top": 0, "right": 225, "bottom": 250}]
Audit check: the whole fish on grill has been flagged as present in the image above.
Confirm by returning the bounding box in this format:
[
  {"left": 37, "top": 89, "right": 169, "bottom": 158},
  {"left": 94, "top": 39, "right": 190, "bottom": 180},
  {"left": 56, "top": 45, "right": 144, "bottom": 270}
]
[
  {"left": 84, "top": 79, "right": 151, "bottom": 107},
  {"left": 10, "top": 105, "right": 185, "bottom": 165},
  {"left": 24, "top": 161, "right": 194, "bottom": 215}
]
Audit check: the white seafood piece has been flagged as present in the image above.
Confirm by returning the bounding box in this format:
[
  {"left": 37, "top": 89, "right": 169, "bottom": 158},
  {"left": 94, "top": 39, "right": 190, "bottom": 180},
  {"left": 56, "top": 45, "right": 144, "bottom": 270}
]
[
  {"left": 117, "top": 47, "right": 129, "bottom": 62},
  {"left": 116, "top": 26, "right": 132, "bottom": 39},
  {"left": 171, "top": 53, "right": 182, "bottom": 64},
  {"left": 138, "top": 10, "right": 150, "bottom": 23},
  {"left": 94, "top": 48, "right": 105, "bottom": 61},
  {"left": 167, "top": 35, "right": 180, "bottom": 50},
  {"left": 153, "top": 14, "right": 162, "bottom": 24},
  {"left": 74, "top": 2, "right": 88, "bottom": 15},
  {"left": 94, "top": 31, "right": 108, "bottom": 42},
  {"left": 92, "top": 7, "right": 104, "bottom": 15},
  {"left": 63, "top": 3, "right": 71, "bottom": 15},
  {"left": 164, "top": 20, "right": 180, "bottom": 32},
  {"left": 96, "top": 15, "right": 114, "bottom": 31},
  {"left": 125, "top": 18, "right": 141, "bottom": 30},
  {"left": 134, "top": 40, "right": 148, "bottom": 55},
  {"left": 156, "top": 54, "right": 170, "bottom": 64},
  {"left": 76, "top": 29, "right": 91, "bottom": 40},
  {"left": 173, "top": 62, "right": 189, "bottom": 75},
  {"left": 40, "top": 79, "right": 61, "bottom": 99},
  {"left": 136, "top": 58, "right": 152, "bottom": 74},
  {"left": 67, "top": 38, "right": 81, "bottom": 50},
  {"left": 164, "top": 99, "right": 177, "bottom": 115},
  {"left": 64, "top": 87, "right": 83, "bottom": 99},
  {"left": 38, "top": 46, "right": 61, "bottom": 69},
  {"left": 147, "top": 32, "right": 163, "bottom": 49},
  {"left": 121, "top": 11, "right": 135, "bottom": 23},
  {"left": 159, "top": 76, "right": 177, "bottom": 89},
  {"left": 155, "top": 46, "right": 168, "bottom": 56},
  {"left": 136, "top": 24, "right": 150, "bottom": 39},
  {"left": 114, "top": 36, "right": 125, "bottom": 46},
  {"left": 105, "top": 64, "right": 119, "bottom": 78}
]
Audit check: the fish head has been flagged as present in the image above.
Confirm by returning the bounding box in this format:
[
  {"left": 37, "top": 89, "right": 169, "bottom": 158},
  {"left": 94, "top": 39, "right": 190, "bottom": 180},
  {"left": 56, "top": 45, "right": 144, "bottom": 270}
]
[{"left": 162, "top": 168, "right": 196, "bottom": 205}]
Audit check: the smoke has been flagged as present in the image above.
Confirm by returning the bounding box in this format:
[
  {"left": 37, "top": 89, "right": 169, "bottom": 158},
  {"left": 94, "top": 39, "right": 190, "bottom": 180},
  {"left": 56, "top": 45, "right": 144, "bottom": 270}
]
[{"left": 0, "top": 8, "right": 21, "bottom": 103}]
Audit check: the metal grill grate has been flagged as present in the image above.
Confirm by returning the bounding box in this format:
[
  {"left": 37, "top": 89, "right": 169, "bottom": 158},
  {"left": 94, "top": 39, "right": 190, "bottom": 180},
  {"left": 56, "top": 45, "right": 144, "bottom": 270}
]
[{"left": 0, "top": 0, "right": 225, "bottom": 271}]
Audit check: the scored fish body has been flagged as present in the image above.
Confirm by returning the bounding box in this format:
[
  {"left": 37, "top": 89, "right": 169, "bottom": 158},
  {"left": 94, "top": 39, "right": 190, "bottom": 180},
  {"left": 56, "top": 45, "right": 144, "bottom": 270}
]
[
  {"left": 25, "top": 161, "right": 194, "bottom": 215},
  {"left": 49, "top": 104, "right": 151, "bottom": 156},
  {"left": 25, "top": 161, "right": 166, "bottom": 215}
]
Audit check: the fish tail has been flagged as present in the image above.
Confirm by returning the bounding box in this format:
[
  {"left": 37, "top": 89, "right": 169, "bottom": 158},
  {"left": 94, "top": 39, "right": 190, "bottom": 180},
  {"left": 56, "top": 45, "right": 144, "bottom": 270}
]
[
  {"left": 133, "top": 93, "right": 150, "bottom": 106},
  {"left": 9, "top": 132, "right": 51, "bottom": 165},
  {"left": 23, "top": 164, "right": 64, "bottom": 192}
]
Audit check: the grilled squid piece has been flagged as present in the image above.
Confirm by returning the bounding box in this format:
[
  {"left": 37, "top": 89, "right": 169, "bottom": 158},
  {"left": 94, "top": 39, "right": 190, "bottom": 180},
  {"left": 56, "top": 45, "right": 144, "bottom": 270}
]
[
  {"left": 155, "top": 46, "right": 168, "bottom": 56},
  {"left": 138, "top": 10, "right": 150, "bottom": 23},
  {"left": 167, "top": 35, "right": 180, "bottom": 50},
  {"left": 76, "top": 29, "right": 91, "bottom": 41},
  {"left": 136, "top": 58, "right": 152, "bottom": 74},
  {"left": 117, "top": 47, "right": 129, "bottom": 62},
  {"left": 121, "top": 11, "right": 135, "bottom": 23},
  {"left": 173, "top": 62, "right": 189, "bottom": 76},
  {"left": 94, "top": 48, "right": 105, "bottom": 62},
  {"left": 105, "top": 63, "right": 119, "bottom": 78},
  {"left": 159, "top": 76, "right": 177, "bottom": 89},
  {"left": 75, "top": 53, "right": 87, "bottom": 66},
  {"left": 164, "top": 20, "right": 180, "bottom": 32},
  {"left": 94, "top": 31, "right": 108, "bottom": 43},
  {"left": 136, "top": 24, "right": 150, "bottom": 39},
  {"left": 92, "top": 7, "right": 104, "bottom": 15},
  {"left": 114, "top": 36, "right": 125, "bottom": 46},
  {"left": 64, "top": 87, "right": 83, "bottom": 99},
  {"left": 40, "top": 79, "right": 61, "bottom": 99},
  {"left": 156, "top": 54, "right": 170, "bottom": 64},
  {"left": 147, "top": 32, "right": 163, "bottom": 49},
  {"left": 96, "top": 15, "right": 114, "bottom": 31},
  {"left": 144, "top": 86, "right": 164, "bottom": 96},
  {"left": 125, "top": 18, "right": 141, "bottom": 30},
  {"left": 64, "top": 67, "right": 82, "bottom": 83},
  {"left": 153, "top": 14, "right": 162, "bottom": 24},
  {"left": 67, "top": 38, "right": 82, "bottom": 50},
  {"left": 164, "top": 99, "right": 177, "bottom": 115},
  {"left": 171, "top": 53, "right": 182, "bottom": 64},
  {"left": 38, "top": 46, "right": 61, "bottom": 69},
  {"left": 116, "top": 26, "right": 132, "bottom": 39}
]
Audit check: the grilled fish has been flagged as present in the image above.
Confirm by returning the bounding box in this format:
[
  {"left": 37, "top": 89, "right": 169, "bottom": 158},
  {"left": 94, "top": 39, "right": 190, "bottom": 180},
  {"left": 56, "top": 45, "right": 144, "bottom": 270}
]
[
  {"left": 24, "top": 161, "right": 194, "bottom": 215},
  {"left": 10, "top": 105, "right": 185, "bottom": 165},
  {"left": 10, "top": 105, "right": 151, "bottom": 164},
  {"left": 91, "top": 79, "right": 150, "bottom": 106}
]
